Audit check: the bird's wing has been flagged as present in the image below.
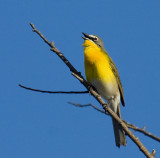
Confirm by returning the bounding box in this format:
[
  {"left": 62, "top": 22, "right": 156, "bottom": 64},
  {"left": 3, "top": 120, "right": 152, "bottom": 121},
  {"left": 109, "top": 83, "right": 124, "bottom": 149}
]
[{"left": 108, "top": 56, "right": 125, "bottom": 106}]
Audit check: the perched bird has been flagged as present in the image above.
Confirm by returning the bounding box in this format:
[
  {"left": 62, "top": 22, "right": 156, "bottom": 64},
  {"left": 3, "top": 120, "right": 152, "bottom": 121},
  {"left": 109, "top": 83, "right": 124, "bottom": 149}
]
[{"left": 82, "top": 32, "right": 126, "bottom": 147}]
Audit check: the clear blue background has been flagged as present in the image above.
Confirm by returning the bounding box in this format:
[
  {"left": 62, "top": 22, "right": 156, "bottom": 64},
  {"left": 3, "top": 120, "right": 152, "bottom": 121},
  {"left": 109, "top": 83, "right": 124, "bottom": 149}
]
[{"left": 1, "top": 0, "right": 160, "bottom": 157}]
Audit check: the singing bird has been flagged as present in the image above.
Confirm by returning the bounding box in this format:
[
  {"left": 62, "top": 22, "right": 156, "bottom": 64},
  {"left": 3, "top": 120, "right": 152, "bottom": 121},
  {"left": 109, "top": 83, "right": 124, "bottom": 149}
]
[{"left": 82, "top": 33, "right": 126, "bottom": 147}]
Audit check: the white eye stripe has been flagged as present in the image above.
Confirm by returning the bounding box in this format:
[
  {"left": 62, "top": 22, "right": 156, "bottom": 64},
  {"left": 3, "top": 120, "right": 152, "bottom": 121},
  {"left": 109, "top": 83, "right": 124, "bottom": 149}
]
[
  {"left": 89, "top": 35, "right": 97, "bottom": 38},
  {"left": 89, "top": 35, "right": 98, "bottom": 41}
]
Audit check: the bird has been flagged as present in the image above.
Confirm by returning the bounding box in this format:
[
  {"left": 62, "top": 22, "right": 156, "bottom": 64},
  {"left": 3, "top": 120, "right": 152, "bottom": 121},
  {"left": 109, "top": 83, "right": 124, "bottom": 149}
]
[{"left": 82, "top": 32, "right": 126, "bottom": 147}]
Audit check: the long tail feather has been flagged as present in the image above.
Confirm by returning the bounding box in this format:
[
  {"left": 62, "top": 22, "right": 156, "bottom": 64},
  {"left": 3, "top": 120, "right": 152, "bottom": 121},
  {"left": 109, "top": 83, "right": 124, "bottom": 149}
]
[
  {"left": 112, "top": 118, "right": 126, "bottom": 147},
  {"left": 112, "top": 103, "right": 126, "bottom": 147}
]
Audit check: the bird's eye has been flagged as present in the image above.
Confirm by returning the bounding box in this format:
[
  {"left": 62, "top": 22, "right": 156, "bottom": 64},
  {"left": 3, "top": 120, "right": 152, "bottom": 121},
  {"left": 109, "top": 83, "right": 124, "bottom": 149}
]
[{"left": 93, "top": 37, "right": 98, "bottom": 41}]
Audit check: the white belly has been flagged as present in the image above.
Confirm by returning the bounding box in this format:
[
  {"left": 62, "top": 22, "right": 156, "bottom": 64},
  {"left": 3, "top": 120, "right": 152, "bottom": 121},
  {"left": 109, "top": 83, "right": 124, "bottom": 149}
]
[{"left": 90, "top": 79, "right": 120, "bottom": 112}]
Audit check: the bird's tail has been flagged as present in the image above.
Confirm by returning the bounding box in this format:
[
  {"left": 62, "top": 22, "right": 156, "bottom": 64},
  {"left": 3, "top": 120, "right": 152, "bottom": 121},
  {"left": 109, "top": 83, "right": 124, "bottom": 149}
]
[{"left": 112, "top": 104, "right": 126, "bottom": 147}]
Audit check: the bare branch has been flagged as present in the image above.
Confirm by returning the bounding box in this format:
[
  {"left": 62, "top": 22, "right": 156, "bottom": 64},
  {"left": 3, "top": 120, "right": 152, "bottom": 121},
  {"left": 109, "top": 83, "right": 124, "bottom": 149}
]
[
  {"left": 68, "top": 101, "right": 107, "bottom": 114},
  {"left": 21, "top": 82, "right": 160, "bottom": 144},
  {"left": 29, "top": 22, "right": 156, "bottom": 158},
  {"left": 124, "top": 121, "right": 160, "bottom": 143},
  {"left": 19, "top": 84, "right": 88, "bottom": 94},
  {"left": 68, "top": 102, "right": 160, "bottom": 143}
]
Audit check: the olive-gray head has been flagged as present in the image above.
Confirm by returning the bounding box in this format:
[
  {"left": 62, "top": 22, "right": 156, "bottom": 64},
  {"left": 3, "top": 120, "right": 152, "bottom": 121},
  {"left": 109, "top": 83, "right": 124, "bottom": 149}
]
[{"left": 82, "top": 32, "right": 104, "bottom": 49}]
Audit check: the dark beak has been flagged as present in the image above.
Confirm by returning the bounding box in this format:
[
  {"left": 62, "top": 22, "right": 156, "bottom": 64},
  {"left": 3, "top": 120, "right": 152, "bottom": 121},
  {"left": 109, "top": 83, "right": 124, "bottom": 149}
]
[{"left": 82, "top": 32, "right": 90, "bottom": 40}]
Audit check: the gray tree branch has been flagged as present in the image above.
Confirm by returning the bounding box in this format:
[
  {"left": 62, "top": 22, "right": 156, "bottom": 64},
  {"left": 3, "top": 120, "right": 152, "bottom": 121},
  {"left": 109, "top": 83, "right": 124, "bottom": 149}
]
[
  {"left": 68, "top": 101, "right": 160, "bottom": 143},
  {"left": 28, "top": 23, "right": 156, "bottom": 158}
]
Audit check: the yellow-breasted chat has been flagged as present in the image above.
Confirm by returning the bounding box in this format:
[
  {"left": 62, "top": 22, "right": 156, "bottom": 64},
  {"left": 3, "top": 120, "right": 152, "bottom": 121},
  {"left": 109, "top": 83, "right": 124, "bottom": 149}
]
[{"left": 82, "top": 32, "right": 126, "bottom": 147}]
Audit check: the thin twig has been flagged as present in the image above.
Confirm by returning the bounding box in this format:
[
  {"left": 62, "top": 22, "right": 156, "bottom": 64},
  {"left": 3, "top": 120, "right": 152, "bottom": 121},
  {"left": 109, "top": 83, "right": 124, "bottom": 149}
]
[
  {"left": 19, "top": 84, "right": 89, "bottom": 94},
  {"left": 28, "top": 23, "right": 156, "bottom": 158},
  {"left": 124, "top": 121, "right": 160, "bottom": 143},
  {"left": 68, "top": 102, "right": 160, "bottom": 143},
  {"left": 68, "top": 102, "right": 107, "bottom": 114}
]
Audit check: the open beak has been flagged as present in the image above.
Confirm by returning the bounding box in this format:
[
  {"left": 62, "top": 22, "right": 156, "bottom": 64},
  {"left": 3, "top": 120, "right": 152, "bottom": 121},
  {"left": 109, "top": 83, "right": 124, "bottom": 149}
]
[{"left": 82, "top": 32, "right": 90, "bottom": 40}]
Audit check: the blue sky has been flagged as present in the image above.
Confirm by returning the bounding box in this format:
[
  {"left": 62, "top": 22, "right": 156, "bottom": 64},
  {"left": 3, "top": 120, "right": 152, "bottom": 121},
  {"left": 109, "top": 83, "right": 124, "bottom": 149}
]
[{"left": 1, "top": 0, "right": 160, "bottom": 157}]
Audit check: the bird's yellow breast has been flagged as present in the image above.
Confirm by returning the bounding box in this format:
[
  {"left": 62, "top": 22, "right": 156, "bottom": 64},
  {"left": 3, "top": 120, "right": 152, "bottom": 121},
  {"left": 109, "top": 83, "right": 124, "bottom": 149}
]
[{"left": 83, "top": 40, "right": 116, "bottom": 84}]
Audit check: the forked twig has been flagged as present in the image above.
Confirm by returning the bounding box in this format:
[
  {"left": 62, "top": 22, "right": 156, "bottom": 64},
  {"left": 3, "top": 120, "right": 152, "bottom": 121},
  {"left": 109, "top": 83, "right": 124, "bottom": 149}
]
[
  {"left": 68, "top": 102, "right": 160, "bottom": 143},
  {"left": 19, "top": 83, "right": 160, "bottom": 143}
]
